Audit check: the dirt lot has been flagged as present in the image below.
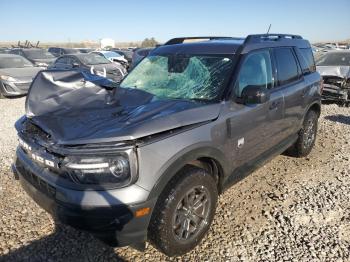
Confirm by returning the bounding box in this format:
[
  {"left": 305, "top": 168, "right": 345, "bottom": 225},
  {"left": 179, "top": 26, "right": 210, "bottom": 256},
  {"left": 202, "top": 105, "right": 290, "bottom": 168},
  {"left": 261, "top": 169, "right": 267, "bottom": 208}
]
[{"left": 0, "top": 97, "right": 349, "bottom": 261}]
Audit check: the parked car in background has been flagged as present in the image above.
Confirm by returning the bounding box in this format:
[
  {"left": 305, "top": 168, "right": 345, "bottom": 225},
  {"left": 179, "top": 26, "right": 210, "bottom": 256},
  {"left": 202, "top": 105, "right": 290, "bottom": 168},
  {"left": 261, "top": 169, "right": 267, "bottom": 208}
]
[
  {"left": 48, "top": 47, "right": 81, "bottom": 57},
  {"left": 92, "top": 51, "right": 128, "bottom": 68},
  {"left": 110, "top": 49, "right": 133, "bottom": 64},
  {"left": 0, "top": 54, "right": 43, "bottom": 98},
  {"left": 316, "top": 50, "right": 350, "bottom": 105},
  {"left": 131, "top": 47, "right": 153, "bottom": 68},
  {"left": 9, "top": 48, "right": 55, "bottom": 68},
  {"left": 50, "top": 53, "right": 126, "bottom": 82},
  {"left": 14, "top": 34, "right": 321, "bottom": 256},
  {"left": 0, "top": 48, "right": 11, "bottom": 54},
  {"left": 77, "top": 48, "right": 95, "bottom": 53}
]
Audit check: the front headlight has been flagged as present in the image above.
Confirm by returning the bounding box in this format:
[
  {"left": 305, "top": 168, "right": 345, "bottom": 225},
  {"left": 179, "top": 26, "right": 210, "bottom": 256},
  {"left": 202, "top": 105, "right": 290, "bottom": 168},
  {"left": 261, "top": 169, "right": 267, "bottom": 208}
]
[
  {"left": 0, "top": 75, "right": 18, "bottom": 82},
  {"left": 63, "top": 155, "right": 132, "bottom": 186}
]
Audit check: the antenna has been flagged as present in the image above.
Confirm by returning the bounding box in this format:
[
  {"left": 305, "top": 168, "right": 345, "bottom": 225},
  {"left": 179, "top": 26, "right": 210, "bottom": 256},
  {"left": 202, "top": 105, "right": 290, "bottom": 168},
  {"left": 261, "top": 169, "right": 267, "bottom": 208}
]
[{"left": 266, "top": 24, "right": 272, "bottom": 35}]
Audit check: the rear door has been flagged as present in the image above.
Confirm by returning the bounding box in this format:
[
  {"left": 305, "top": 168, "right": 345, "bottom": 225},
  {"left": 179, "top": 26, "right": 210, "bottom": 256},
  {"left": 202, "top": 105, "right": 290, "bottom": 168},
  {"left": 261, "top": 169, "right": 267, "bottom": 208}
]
[{"left": 272, "top": 47, "right": 305, "bottom": 139}]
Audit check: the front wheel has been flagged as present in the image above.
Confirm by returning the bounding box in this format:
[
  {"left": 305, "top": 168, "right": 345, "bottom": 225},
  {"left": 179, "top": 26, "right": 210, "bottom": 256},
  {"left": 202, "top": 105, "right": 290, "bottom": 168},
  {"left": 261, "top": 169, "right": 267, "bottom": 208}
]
[
  {"left": 148, "top": 166, "right": 218, "bottom": 256},
  {"left": 289, "top": 110, "right": 318, "bottom": 157}
]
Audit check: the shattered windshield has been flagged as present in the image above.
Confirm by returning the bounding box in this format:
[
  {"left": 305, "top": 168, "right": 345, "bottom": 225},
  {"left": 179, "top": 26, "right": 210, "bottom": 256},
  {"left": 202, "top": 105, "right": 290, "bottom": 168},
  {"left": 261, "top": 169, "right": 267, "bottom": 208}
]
[
  {"left": 316, "top": 52, "right": 350, "bottom": 66},
  {"left": 120, "top": 54, "right": 233, "bottom": 101}
]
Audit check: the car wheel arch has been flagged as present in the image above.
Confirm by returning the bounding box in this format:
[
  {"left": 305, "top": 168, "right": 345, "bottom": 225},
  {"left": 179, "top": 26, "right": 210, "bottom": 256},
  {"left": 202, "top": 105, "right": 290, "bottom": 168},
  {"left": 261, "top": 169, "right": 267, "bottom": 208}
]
[
  {"left": 146, "top": 147, "right": 229, "bottom": 201},
  {"left": 301, "top": 101, "right": 321, "bottom": 128},
  {"left": 308, "top": 102, "right": 321, "bottom": 118}
]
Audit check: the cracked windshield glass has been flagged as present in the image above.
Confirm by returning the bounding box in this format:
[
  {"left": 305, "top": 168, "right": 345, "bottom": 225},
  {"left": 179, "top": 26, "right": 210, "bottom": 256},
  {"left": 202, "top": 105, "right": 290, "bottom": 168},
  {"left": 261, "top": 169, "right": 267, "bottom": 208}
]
[{"left": 120, "top": 54, "right": 233, "bottom": 101}]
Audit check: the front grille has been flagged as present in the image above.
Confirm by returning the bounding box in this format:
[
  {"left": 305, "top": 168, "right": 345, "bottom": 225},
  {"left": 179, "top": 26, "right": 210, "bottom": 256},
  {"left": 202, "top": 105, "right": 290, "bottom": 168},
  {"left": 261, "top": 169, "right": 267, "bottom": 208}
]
[
  {"left": 323, "top": 76, "right": 344, "bottom": 88},
  {"left": 322, "top": 86, "right": 348, "bottom": 100},
  {"left": 17, "top": 159, "right": 56, "bottom": 198}
]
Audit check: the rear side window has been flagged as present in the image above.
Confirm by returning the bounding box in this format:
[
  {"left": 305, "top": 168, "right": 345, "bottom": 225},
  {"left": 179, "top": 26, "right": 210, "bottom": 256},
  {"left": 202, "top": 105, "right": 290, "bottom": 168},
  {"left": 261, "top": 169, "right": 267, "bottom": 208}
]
[
  {"left": 274, "top": 48, "right": 300, "bottom": 86},
  {"left": 298, "top": 48, "right": 316, "bottom": 74}
]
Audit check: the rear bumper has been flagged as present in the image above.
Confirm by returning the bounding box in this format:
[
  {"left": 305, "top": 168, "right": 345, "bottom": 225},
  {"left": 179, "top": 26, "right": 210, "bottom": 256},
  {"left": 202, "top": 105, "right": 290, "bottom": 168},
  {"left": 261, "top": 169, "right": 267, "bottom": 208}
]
[
  {"left": 13, "top": 148, "right": 156, "bottom": 247},
  {"left": 0, "top": 81, "right": 30, "bottom": 97}
]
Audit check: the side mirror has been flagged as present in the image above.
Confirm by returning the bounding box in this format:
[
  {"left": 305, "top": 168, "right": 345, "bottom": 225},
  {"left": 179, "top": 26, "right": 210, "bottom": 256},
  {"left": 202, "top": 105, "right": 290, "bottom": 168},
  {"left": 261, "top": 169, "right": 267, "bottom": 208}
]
[
  {"left": 72, "top": 62, "right": 80, "bottom": 68},
  {"left": 241, "top": 85, "right": 270, "bottom": 104}
]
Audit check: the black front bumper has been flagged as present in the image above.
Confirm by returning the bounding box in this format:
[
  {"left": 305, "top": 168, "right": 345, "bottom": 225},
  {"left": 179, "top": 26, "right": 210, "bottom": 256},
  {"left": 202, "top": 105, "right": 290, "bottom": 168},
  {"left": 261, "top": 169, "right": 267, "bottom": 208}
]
[{"left": 13, "top": 151, "right": 155, "bottom": 247}]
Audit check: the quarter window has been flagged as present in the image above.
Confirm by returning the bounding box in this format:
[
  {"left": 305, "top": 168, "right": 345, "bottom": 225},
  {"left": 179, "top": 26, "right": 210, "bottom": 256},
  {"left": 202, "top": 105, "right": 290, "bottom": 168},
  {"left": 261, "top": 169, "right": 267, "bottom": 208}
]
[
  {"left": 235, "top": 50, "right": 273, "bottom": 97},
  {"left": 296, "top": 48, "right": 316, "bottom": 75},
  {"left": 274, "top": 48, "right": 300, "bottom": 86}
]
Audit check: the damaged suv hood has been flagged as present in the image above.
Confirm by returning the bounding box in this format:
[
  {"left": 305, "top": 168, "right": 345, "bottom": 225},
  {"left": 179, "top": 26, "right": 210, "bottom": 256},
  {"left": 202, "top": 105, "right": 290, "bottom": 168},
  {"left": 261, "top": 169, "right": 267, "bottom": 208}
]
[{"left": 23, "top": 70, "right": 221, "bottom": 145}]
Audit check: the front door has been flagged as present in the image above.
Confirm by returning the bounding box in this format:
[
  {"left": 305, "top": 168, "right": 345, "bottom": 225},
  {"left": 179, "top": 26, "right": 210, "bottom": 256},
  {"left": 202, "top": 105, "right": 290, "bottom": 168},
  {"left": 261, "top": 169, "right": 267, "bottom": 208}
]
[{"left": 227, "top": 49, "right": 283, "bottom": 167}]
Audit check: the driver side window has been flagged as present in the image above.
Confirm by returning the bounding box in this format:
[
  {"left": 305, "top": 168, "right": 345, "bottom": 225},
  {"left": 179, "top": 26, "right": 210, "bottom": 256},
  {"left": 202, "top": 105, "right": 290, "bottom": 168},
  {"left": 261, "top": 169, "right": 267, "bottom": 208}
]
[{"left": 235, "top": 50, "right": 273, "bottom": 97}]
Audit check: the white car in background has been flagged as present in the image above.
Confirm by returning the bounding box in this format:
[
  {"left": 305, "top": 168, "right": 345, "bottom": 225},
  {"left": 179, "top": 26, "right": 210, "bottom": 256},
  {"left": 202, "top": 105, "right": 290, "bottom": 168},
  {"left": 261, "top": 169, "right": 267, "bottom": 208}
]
[{"left": 92, "top": 51, "right": 128, "bottom": 69}]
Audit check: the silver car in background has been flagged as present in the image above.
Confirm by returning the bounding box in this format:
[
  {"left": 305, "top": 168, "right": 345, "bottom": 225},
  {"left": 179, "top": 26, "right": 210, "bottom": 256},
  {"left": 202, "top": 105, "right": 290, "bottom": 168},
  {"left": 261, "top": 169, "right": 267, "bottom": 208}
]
[
  {"left": 0, "top": 54, "right": 43, "bottom": 98},
  {"left": 316, "top": 50, "right": 350, "bottom": 105}
]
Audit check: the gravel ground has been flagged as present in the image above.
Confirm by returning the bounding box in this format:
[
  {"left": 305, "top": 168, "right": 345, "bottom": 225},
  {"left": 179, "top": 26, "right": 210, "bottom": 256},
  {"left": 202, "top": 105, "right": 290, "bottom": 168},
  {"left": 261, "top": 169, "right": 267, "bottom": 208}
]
[{"left": 0, "top": 97, "right": 349, "bottom": 261}]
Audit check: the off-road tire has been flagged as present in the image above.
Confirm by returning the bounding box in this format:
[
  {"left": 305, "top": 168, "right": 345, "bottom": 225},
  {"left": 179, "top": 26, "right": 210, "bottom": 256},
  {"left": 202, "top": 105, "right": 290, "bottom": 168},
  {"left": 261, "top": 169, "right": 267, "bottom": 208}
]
[
  {"left": 148, "top": 166, "right": 218, "bottom": 257},
  {"left": 289, "top": 110, "right": 318, "bottom": 157}
]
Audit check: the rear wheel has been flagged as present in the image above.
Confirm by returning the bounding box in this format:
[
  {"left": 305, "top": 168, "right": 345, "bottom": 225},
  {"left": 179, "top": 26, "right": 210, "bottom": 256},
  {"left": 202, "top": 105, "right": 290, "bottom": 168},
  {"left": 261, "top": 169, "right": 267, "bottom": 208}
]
[
  {"left": 148, "top": 166, "right": 218, "bottom": 256},
  {"left": 0, "top": 90, "right": 5, "bottom": 99},
  {"left": 288, "top": 110, "right": 318, "bottom": 157}
]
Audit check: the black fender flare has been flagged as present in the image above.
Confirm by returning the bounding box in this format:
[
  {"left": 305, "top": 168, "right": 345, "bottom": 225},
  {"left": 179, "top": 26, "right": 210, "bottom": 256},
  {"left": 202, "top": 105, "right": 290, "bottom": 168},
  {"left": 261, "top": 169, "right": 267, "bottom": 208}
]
[
  {"left": 297, "top": 100, "right": 321, "bottom": 130},
  {"left": 304, "top": 100, "right": 321, "bottom": 120}
]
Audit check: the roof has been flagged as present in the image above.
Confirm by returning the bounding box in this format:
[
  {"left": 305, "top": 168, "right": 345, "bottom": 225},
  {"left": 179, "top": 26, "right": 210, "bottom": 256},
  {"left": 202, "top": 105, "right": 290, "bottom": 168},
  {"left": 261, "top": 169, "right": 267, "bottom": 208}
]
[
  {"left": 153, "top": 39, "right": 243, "bottom": 55},
  {"left": 152, "top": 34, "right": 311, "bottom": 56}
]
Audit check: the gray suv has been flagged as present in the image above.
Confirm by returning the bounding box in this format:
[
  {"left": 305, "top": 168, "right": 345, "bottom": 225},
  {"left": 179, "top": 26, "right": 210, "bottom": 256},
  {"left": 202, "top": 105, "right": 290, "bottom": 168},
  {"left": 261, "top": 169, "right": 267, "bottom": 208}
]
[{"left": 12, "top": 34, "right": 322, "bottom": 256}]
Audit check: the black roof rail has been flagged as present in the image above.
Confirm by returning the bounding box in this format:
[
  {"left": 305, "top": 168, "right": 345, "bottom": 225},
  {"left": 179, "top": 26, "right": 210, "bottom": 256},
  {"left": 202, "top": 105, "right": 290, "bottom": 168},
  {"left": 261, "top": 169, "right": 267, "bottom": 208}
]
[
  {"left": 245, "top": 34, "right": 303, "bottom": 43},
  {"left": 164, "top": 36, "right": 244, "bottom": 45},
  {"left": 236, "top": 33, "right": 307, "bottom": 54}
]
